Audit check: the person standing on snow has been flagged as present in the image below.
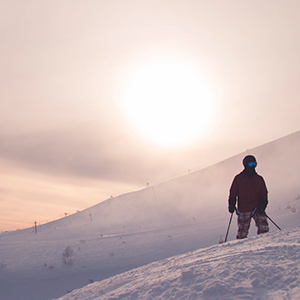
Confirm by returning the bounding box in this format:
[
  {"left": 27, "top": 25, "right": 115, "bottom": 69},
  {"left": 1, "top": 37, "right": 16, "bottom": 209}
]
[{"left": 228, "top": 155, "right": 269, "bottom": 239}]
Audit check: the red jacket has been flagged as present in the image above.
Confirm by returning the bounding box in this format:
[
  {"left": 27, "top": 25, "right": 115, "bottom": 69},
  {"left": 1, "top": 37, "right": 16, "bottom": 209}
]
[{"left": 229, "top": 172, "right": 268, "bottom": 212}]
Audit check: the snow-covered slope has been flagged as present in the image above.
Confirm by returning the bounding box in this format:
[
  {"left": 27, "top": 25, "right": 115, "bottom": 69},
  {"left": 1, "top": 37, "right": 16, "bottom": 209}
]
[
  {"left": 56, "top": 226, "right": 300, "bottom": 300},
  {"left": 0, "top": 131, "right": 299, "bottom": 300}
]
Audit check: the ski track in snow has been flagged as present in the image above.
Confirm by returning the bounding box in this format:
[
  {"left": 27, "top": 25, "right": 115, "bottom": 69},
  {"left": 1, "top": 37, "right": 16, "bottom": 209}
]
[{"left": 55, "top": 227, "right": 300, "bottom": 300}]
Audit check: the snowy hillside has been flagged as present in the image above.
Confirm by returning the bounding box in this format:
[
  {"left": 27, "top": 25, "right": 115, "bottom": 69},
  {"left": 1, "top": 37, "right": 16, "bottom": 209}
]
[
  {"left": 0, "top": 131, "right": 300, "bottom": 300},
  {"left": 57, "top": 226, "right": 300, "bottom": 300}
]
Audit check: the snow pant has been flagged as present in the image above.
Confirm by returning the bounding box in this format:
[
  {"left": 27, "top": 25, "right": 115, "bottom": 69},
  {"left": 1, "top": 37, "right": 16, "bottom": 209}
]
[{"left": 236, "top": 211, "right": 269, "bottom": 239}]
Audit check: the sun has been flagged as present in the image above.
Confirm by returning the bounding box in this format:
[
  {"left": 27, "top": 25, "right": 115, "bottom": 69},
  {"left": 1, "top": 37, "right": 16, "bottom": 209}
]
[{"left": 122, "top": 59, "right": 214, "bottom": 147}]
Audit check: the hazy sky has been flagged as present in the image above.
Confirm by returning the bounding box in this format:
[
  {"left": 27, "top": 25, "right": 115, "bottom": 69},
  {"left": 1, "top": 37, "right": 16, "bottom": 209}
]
[{"left": 1, "top": 0, "right": 300, "bottom": 231}]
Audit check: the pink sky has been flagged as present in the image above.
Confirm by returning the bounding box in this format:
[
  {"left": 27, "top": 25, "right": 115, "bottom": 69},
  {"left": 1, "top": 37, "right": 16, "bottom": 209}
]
[{"left": 1, "top": 0, "right": 300, "bottom": 231}]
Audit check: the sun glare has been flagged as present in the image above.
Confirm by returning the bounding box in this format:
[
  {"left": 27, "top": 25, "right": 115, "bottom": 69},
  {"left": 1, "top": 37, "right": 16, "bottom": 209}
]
[{"left": 123, "top": 60, "right": 214, "bottom": 147}]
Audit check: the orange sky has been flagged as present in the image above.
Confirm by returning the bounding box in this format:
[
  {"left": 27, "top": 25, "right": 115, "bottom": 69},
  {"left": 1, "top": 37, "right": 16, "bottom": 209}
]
[{"left": 1, "top": 0, "right": 300, "bottom": 231}]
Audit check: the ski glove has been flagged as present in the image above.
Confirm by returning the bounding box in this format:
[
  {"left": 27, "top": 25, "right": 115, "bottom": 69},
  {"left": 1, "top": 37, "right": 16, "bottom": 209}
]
[
  {"left": 257, "top": 198, "right": 268, "bottom": 214},
  {"left": 228, "top": 197, "right": 237, "bottom": 214}
]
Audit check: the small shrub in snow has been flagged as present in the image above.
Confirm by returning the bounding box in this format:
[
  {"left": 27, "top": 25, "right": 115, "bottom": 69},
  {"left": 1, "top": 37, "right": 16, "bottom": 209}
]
[
  {"left": 62, "top": 247, "right": 74, "bottom": 265},
  {"left": 0, "top": 260, "right": 6, "bottom": 269}
]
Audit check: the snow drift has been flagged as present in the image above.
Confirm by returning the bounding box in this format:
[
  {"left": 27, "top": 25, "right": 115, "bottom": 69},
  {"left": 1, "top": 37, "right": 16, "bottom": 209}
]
[{"left": 56, "top": 226, "right": 300, "bottom": 300}]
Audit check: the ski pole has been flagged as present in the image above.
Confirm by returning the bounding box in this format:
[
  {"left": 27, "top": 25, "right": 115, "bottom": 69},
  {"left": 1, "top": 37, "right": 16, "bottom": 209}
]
[
  {"left": 265, "top": 213, "right": 281, "bottom": 230},
  {"left": 224, "top": 212, "right": 234, "bottom": 242},
  {"left": 251, "top": 207, "right": 257, "bottom": 217}
]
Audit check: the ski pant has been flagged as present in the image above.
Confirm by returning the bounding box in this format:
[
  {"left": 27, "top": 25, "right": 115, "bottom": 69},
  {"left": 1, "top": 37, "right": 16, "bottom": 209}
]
[{"left": 236, "top": 211, "right": 269, "bottom": 239}]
